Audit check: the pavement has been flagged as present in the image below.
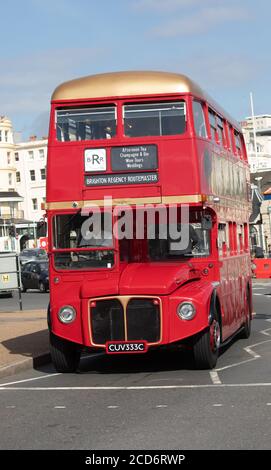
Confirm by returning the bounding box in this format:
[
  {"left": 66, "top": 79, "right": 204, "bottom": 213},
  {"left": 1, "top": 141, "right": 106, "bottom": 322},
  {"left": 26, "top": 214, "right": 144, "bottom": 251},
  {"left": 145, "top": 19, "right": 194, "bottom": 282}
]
[{"left": 0, "top": 309, "right": 50, "bottom": 379}]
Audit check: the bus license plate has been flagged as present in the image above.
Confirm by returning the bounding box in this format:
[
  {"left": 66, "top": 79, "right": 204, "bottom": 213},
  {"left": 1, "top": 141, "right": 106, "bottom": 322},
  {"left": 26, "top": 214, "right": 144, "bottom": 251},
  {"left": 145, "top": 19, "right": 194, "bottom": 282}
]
[{"left": 106, "top": 341, "right": 148, "bottom": 354}]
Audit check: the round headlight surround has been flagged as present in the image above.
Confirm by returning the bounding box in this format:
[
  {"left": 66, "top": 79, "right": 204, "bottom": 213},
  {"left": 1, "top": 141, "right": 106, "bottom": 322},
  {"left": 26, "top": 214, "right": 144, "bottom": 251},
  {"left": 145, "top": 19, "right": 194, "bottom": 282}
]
[
  {"left": 58, "top": 305, "right": 77, "bottom": 324},
  {"left": 177, "top": 302, "right": 196, "bottom": 321}
]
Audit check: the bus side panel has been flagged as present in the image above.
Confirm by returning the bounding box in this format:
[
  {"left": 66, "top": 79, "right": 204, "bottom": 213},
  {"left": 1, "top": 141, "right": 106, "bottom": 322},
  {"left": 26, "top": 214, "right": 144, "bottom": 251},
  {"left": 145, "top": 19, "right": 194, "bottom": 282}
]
[
  {"left": 219, "top": 255, "right": 251, "bottom": 340},
  {"left": 46, "top": 144, "right": 84, "bottom": 202},
  {"left": 159, "top": 139, "right": 200, "bottom": 197}
]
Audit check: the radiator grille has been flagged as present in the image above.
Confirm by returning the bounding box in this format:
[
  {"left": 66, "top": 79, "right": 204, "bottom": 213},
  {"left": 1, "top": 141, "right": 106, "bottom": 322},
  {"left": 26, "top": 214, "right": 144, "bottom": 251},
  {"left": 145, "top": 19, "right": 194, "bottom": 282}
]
[
  {"left": 90, "top": 297, "right": 161, "bottom": 345},
  {"left": 126, "top": 299, "right": 160, "bottom": 342},
  {"left": 90, "top": 299, "right": 125, "bottom": 344}
]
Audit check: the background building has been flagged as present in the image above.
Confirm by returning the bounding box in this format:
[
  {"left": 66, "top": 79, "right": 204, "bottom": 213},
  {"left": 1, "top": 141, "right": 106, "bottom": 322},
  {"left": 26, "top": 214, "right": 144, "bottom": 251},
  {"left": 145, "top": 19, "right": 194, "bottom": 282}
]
[
  {"left": 0, "top": 115, "right": 47, "bottom": 252},
  {"left": 242, "top": 115, "right": 271, "bottom": 172},
  {"left": 242, "top": 115, "right": 271, "bottom": 253},
  {"left": 15, "top": 136, "right": 47, "bottom": 222}
]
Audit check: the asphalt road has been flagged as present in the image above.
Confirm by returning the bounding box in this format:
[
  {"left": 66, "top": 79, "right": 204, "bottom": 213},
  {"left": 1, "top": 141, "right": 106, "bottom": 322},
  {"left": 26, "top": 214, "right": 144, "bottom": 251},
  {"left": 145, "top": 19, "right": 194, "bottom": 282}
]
[
  {"left": 0, "top": 280, "right": 271, "bottom": 450},
  {"left": 0, "top": 290, "right": 49, "bottom": 312}
]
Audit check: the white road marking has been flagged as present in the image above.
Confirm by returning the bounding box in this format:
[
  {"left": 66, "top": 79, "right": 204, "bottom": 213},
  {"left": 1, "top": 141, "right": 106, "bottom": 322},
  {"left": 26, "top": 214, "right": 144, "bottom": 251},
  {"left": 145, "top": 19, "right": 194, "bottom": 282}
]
[
  {"left": 260, "top": 319, "right": 271, "bottom": 337},
  {"left": 216, "top": 319, "right": 271, "bottom": 373},
  {"left": 244, "top": 339, "right": 271, "bottom": 359},
  {"left": 266, "top": 403, "right": 271, "bottom": 406},
  {"left": 210, "top": 371, "right": 222, "bottom": 385},
  {"left": 2, "top": 383, "right": 271, "bottom": 390},
  {"left": 253, "top": 283, "right": 271, "bottom": 287},
  {"left": 54, "top": 406, "right": 66, "bottom": 409},
  {"left": 156, "top": 405, "right": 168, "bottom": 408},
  {"left": 0, "top": 373, "right": 61, "bottom": 388},
  {"left": 216, "top": 357, "right": 257, "bottom": 372},
  {"left": 253, "top": 293, "right": 264, "bottom": 296},
  {"left": 213, "top": 404, "right": 223, "bottom": 407},
  {"left": 260, "top": 328, "right": 271, "bottom": 337},
  {"left": 107, "top": 405, "right": 119, "bottom": 409}
]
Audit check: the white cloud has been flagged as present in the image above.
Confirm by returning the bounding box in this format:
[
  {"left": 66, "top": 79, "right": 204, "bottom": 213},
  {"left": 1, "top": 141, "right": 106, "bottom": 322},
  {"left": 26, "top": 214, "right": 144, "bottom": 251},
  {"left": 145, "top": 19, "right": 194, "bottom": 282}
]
[
  {"left": 0, "top": 47, "right": 106, "bottom": 115},
  {"left": 181, "top": 54, "right": 257, "bottom": 89},
  {"left": 150, "top": 6, "right": 250, "bottom": 36},
  {"left": 133, "top": 0, "right": 233, "bottom": 13},
  {"left": 133, "top": 0, "right": 194, "bottom": 10}
]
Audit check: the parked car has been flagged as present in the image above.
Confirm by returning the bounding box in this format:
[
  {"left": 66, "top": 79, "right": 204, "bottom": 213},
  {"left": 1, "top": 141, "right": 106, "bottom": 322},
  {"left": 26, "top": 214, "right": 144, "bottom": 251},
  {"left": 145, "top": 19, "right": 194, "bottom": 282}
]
[
  {"left": 21, "top": 260, "right": 49, "bottom": 292},
  {"left": 19, "top": 248, "right": 47, "bottom": 265},
  {"left": 0, "top": 290, "right": 13, "bottom": 298}
]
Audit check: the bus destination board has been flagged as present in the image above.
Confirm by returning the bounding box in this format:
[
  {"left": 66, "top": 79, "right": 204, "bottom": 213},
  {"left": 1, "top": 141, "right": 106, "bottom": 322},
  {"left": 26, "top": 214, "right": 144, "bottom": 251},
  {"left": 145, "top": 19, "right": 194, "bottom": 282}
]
[
  {"left": 85, "top": 172, "right": 158, "bottom": 186},
  {"left": 111, "top": 145, "right": 157, "bottom": 171}
]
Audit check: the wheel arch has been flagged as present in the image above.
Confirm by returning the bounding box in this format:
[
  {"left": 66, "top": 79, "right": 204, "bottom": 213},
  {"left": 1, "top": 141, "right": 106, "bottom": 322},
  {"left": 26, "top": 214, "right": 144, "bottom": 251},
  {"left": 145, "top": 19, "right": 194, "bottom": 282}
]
[{"left": 209, "top": 289, "right": 223, "bottom": 341}]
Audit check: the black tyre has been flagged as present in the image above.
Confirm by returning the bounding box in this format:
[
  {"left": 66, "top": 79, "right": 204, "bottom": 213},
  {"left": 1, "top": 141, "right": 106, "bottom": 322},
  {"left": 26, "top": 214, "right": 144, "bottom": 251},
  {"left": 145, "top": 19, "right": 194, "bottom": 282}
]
[
  {"left": 193, "top": 305, "right": 221, "bottom": 370},
  {"left": 240, "top": 288, "right": 252, "bottom": 339},
  {"left": 50, "top": 332, "right": 81, "bottom": 372},
  {"left": 47, "top": 303, "right": 51, "bottom": 331}
]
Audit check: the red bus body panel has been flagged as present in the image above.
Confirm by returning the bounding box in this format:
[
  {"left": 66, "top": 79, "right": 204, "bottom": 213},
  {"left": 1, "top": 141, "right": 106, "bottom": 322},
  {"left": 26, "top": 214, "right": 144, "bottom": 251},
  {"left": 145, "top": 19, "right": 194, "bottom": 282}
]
[{"left": 46, "top": 84, "right": 252, "bottom": 352}]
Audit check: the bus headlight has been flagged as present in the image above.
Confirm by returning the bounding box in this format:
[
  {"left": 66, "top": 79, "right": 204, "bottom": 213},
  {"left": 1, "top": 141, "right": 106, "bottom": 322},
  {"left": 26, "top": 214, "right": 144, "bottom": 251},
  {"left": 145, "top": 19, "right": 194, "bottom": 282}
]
[
  {"left": 58, "top": 305, "right": 76, "bottom": 324},
  {"left": 177, "top": 302, "right": 196, "bottom": 320}
]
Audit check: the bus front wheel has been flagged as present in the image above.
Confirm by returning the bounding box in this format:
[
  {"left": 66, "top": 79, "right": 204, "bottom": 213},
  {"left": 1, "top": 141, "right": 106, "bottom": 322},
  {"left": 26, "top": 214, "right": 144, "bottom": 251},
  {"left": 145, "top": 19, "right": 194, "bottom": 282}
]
[
  {"left": 193, "top": 308, "right": 221, "bottom": 370},
  {"left": 50, "top": 333, "right": 81, "bottom": 373}
]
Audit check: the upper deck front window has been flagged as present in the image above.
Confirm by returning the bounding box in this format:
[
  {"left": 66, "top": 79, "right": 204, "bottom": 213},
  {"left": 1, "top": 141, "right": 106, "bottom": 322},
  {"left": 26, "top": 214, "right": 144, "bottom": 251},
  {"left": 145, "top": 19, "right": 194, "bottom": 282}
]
[
  {"left": 123, "top": 101, "right": 186, "bottom": 138},
  {"left": 56, "top": 106, "right": 117, "bottom": 142}
]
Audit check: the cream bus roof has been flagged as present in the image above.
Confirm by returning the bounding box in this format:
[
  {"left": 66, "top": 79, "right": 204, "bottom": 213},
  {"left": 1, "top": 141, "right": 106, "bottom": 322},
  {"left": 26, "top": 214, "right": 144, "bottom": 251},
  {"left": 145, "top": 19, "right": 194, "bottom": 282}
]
[{"left": 51, "top": 71, "right": 241, "bottom": 131}]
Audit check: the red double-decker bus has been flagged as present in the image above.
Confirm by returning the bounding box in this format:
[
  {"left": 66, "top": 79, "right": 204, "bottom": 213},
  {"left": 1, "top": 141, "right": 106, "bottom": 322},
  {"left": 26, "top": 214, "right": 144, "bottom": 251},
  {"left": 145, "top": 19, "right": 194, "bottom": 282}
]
[{"left": 46, "top": 71, "right": 252, "bottom": 371}]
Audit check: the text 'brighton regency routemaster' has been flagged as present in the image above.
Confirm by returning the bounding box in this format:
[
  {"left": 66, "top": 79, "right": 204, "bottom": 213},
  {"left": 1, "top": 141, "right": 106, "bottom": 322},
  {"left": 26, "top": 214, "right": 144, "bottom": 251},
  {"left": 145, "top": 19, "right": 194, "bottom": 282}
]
[{"left": 45, "top": 71, "right": 252, "bottom": 371}]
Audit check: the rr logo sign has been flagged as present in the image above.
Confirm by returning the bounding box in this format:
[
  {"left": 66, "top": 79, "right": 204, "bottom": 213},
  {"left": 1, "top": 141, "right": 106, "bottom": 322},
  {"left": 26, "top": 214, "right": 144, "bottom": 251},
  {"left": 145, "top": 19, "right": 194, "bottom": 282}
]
[{"left": 84, "top": 149, "right": 106, "bottom": 172}]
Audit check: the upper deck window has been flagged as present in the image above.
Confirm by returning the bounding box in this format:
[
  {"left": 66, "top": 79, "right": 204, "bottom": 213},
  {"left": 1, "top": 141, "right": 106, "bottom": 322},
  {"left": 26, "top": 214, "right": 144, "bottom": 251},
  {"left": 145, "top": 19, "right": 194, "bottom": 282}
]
[
  {"left": 123, "top": 101, "right": 186, "bottom": 138},
  {"left": 234, "top": 130, "right": 242, "bottom": 156},
  {"left": 56, "top": 106, "right": 117, "bottom": 142},
  {"left": 228, "top": 124, "right": 235, "bottom": 152},
  {"left": 192, "top": 101, "right": 207, "bottom": 138},
  {"left": 208, "top": 109, "right": 217, "bottom": 141},
  {"left": 217, "top": 116, "right": 226, "bottom": 146}
]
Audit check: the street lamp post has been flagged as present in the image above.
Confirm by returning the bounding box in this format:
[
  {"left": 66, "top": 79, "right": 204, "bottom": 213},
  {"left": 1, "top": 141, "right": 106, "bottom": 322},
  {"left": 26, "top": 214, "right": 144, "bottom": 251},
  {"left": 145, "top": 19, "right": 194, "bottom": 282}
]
[
  {"left": 254, "top": 176, "right": 265, "bottom": 253},
  {"left": 250, "top": 92, "right": 258, "bottom": 158}
]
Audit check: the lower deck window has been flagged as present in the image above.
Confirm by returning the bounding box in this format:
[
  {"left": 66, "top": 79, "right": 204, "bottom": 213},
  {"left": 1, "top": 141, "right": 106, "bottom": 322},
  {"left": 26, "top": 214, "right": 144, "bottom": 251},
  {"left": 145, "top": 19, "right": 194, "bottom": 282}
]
[
  {"left": 53, "top": 212, "right": 114, "bottom": 270},
  {"left": 148, "top": 212, "right": 211, "bottom": 260},
  {"left": 54, "top": 250, "right": 114, "bottom": 270}
]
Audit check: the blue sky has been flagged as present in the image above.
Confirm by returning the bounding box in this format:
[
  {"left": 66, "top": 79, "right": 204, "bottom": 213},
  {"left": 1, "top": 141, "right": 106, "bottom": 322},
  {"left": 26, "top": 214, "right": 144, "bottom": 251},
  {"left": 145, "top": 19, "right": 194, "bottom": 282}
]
[{"left": 0, "top": 0, "right": 269, "bottom": 138}]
